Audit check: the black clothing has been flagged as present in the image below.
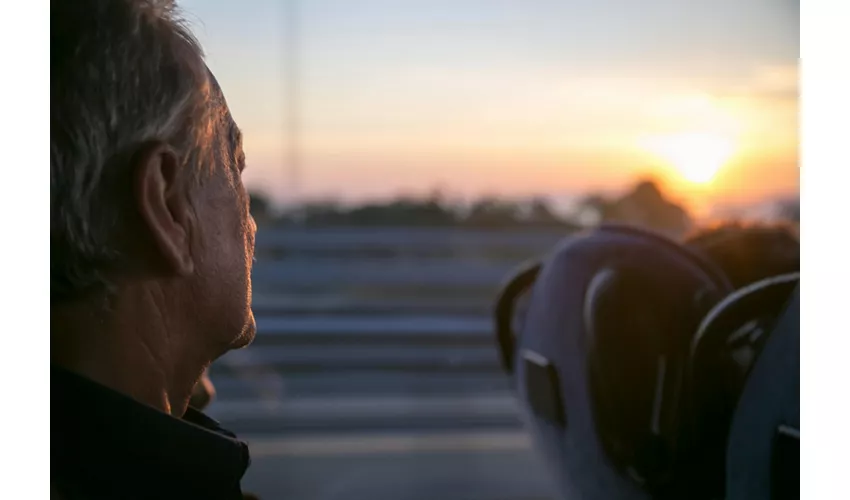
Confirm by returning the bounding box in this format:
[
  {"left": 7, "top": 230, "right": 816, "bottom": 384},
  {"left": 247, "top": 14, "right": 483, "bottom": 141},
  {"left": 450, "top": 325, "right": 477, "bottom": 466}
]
[{"left": 51, "top": 365, "right": 251, "bottom": 500}]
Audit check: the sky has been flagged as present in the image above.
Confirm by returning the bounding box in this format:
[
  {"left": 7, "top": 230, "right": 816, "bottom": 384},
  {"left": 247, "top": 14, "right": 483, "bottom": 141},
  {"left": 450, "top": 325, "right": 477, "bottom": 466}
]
[{"left": 180, "top": 0, "right": 799, "bottom": 212}]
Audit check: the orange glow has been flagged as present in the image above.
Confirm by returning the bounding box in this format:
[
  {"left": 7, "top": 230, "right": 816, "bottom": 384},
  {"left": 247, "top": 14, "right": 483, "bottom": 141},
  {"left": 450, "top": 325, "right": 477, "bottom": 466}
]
[
  {"left": 639, "top": 131, "right": 737, "bottom": 185},
  {"left": 237, "top": 66, "right": 796, "bottom": 207}
]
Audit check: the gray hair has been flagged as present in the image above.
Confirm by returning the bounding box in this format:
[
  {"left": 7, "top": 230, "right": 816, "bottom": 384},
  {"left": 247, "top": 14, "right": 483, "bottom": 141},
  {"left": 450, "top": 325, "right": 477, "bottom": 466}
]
[{"left": 51, "top": 0, "right": 217, "bottom": 301}]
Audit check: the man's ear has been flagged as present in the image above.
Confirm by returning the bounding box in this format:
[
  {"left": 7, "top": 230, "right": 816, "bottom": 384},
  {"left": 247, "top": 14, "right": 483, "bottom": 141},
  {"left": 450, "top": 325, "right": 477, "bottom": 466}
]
[{"left": 131, "top": 142, "right": 196, "bottom": 276}]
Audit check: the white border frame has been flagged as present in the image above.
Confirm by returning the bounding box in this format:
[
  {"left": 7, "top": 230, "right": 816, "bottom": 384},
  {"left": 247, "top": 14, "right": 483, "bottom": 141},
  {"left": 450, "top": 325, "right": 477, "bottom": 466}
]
[
  {"left": 801, "top": 0, "right": 850, "bottom": 498},
  {"left": 0, "top": 0, "right": 50, "bottom": 498},
  {"left": 9, "top": 0, "right": 844, "bottom": 498}
]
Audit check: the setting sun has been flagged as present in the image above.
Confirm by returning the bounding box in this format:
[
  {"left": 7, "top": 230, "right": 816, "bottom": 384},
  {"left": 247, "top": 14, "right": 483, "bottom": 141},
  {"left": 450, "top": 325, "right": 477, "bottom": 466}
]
[{"left": 640, "top": 132, "right": 736, "bottom": 185}]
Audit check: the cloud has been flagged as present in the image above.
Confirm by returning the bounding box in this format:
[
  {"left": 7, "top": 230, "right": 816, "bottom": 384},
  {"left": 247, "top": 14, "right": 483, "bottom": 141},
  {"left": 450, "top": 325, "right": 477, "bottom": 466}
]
[{"left": 716, "top": 64, "right": 799, "bottom": 106}]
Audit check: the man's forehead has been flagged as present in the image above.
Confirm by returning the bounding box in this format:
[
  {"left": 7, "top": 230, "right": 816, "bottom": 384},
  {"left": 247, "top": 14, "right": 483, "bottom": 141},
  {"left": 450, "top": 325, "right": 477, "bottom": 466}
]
[
  {"left": 205, "top": 66, "right": 242, "bottom": 147},
  {"left": 205, "top": 67, "right": 228, "bottom": 110}
]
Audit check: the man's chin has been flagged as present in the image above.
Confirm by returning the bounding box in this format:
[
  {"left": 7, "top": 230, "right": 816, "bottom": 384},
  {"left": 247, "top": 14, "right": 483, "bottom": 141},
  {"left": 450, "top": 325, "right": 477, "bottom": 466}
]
[{"left": 230, "top": 314, "right": 257, "bottom": 350}]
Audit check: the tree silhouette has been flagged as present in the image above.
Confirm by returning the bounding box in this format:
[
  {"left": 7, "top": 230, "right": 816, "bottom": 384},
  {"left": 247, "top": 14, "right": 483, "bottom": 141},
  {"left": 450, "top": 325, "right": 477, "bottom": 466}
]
[
  {"left": 575, "top": 194, "right": 612, "bottom": 226},
  {"left": 249, "top": 191, "right": 272, "bottom": 224},
  {"left": 464, "top": 198, "right": 522, "bottom": 227},
  {"left": 777, "top": 198, "right": 800, "bottom": 223},
  {"left": 262, "top": 179, "right": 696, "bottom": 232},
  {"left": 574, "top": 179, "right": 693, "bottom": 236}
]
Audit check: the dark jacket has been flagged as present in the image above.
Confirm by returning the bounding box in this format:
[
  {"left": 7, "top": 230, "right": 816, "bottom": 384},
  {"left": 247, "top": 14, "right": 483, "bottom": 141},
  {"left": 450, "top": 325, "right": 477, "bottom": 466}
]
[{"left": 51, "top": 365, "right": 252, "bottom": 500}]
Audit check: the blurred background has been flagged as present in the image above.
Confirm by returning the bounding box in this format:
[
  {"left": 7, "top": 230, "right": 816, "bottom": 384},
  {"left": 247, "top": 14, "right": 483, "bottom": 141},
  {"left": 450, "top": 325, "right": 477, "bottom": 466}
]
[{"left": 180, "top": 1, "right": 799, "bottom": 498}]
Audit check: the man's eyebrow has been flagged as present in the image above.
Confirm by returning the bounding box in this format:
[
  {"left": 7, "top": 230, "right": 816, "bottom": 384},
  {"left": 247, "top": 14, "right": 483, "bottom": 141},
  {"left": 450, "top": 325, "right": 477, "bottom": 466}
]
[
  {"left": 231, "top": 124, "right": 245, "bottom": 167},
  {"left": 231, "top": 123, "right": 243, "bottom": 150}
]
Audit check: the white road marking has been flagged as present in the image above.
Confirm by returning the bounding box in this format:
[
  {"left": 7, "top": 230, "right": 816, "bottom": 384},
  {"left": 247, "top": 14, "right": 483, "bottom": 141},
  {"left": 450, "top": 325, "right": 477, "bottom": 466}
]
[
  {"left": 242, "top": 430, "right": 534, "bottom": 457},
  {"left": 207, "top": 395, "right": 520, "bottom": 420}
]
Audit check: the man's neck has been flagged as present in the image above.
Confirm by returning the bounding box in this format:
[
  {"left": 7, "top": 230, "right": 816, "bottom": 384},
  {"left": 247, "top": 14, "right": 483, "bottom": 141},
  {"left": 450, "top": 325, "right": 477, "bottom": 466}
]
[{"left": 51, "top": 292, "right": 200, "bottom": 417}]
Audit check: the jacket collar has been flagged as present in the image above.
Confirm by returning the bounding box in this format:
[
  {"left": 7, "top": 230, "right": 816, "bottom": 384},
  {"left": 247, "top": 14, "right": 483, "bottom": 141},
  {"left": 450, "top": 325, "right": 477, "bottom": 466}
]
[{"left": 51, "top": 365, "right": 250, "bottom": 498}]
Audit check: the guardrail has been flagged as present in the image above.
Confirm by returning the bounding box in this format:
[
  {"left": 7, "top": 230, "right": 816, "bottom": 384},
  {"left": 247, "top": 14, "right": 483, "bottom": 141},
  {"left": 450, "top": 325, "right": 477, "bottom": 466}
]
[{"left": 254, "top": 227, "right": 568, "bottom": 254}]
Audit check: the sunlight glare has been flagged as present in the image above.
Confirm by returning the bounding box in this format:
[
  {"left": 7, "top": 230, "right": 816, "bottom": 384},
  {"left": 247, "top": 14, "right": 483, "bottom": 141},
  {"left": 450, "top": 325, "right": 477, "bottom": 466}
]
[{"left": 640, "top": 132, "right": 736, "bottom": 185}]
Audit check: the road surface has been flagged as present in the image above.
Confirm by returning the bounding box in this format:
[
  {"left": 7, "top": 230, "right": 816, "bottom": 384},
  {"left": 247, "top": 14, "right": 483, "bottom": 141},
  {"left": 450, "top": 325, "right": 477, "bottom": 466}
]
[{"left": 239, "top": 431, "right": 557, "bottom": 500}]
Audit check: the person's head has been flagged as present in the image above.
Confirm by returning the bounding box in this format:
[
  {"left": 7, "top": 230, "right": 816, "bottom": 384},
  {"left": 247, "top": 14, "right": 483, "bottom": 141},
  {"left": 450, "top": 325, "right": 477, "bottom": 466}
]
[
  {"left": 51, "top": 0, "right": 255, "bottom": 409},
  {"left": 684, "top": 222, "right": 799, "bottom": 289}
]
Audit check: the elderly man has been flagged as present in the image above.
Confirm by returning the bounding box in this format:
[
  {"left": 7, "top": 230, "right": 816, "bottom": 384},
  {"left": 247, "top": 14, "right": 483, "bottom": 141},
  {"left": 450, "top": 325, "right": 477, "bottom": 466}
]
[{"left": 51, "top": 1, "right": 257, "bottom": 498}]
